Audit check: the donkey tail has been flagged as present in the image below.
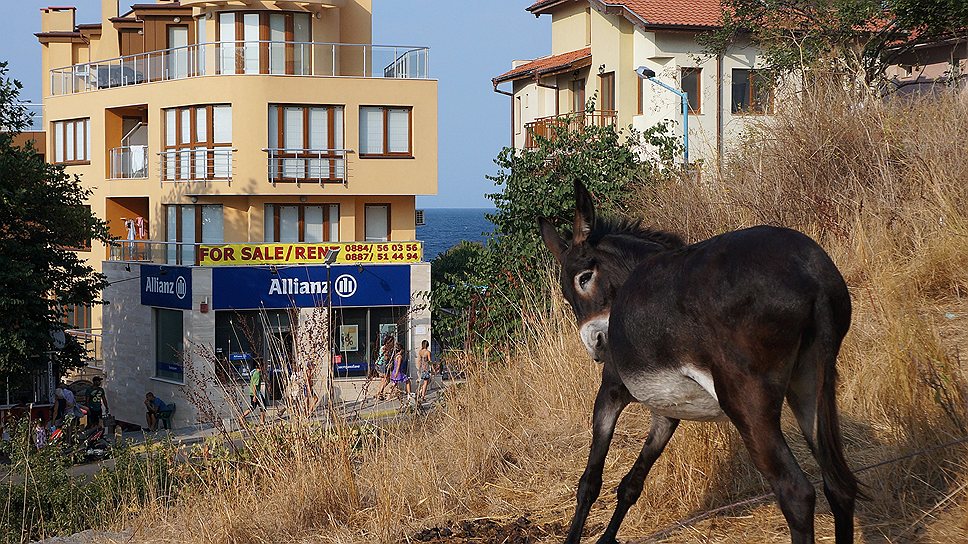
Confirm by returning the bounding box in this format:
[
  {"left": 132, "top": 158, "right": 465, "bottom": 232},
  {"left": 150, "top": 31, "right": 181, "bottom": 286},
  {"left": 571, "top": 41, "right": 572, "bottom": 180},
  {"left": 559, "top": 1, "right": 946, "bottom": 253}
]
[{"left": 815, "top": 292, "right": 868, "bottom": 501}]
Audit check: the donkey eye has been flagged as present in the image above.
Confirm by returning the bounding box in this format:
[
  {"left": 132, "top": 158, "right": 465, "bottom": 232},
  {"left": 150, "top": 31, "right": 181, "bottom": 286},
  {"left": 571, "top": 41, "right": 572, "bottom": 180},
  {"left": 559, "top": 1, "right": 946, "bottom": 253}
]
[{"left": 576, "top": 270, "right": 594, "bottom": 292}]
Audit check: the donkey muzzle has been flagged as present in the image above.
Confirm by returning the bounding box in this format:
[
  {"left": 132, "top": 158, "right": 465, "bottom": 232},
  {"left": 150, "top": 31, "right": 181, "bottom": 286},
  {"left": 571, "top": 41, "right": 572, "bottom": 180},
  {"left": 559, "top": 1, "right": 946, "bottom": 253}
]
[{"left": 579, "top": 315, "right": 609, "bottom": 362}]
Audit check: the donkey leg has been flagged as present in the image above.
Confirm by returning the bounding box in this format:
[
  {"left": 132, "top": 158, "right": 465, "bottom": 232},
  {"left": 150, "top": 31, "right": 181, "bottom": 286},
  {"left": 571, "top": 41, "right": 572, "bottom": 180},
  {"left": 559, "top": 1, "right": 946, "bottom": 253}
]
[
  {"left": 721, "top": 380, "right": 816, "bottom": 544},
  {"left": 564, "top": 368, "right": 632, "bottom": 544},
  {"left": 787, "top": 342, "right": 857, "bottom": 544},
  {"left": 596, "top": 415, "right": 680, "bottom": 544}
]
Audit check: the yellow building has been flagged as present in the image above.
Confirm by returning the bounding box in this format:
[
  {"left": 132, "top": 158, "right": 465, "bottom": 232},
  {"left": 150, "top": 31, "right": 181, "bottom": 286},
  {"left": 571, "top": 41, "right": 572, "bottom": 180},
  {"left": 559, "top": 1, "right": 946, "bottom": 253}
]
[
  {"left": 38, "top": 0, "right": 436, "bottom": 427},
  {"left": 493, "top": 0, "right": 770, "bottom": 163}
]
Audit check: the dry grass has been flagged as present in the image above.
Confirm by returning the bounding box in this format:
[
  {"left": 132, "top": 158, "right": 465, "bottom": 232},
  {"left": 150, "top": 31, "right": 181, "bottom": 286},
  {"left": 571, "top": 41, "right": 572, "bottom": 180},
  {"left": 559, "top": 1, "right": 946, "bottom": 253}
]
[{"left": 120, "top": 85, "right": 968, "bottom": 543}]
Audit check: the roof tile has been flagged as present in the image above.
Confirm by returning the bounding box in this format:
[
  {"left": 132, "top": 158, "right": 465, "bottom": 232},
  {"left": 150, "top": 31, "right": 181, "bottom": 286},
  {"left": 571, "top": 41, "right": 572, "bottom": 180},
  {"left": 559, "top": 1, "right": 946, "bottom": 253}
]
[
  {"left": 529, "top": 0, "right": 723, "bottom": 29},
  {"left": 493, "top": 47, "right": 592, "bottom": 83}
]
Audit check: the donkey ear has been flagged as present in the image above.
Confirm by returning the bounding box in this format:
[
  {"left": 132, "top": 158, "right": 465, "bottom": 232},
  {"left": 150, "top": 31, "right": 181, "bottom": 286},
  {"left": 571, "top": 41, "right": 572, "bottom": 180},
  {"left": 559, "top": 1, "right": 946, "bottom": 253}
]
[
  {"left": 573, "top": 179, "right": 595, "bottom": 244},
  {"left": 539, "top": 217, "right": 567, "bottom": 263}
]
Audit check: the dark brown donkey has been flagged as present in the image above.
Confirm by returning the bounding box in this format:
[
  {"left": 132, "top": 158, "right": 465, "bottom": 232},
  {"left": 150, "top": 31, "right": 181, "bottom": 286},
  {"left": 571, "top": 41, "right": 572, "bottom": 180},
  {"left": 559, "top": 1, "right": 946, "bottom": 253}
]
[{"left": 539, "top": 181, "right": 862, "bottom": 544}]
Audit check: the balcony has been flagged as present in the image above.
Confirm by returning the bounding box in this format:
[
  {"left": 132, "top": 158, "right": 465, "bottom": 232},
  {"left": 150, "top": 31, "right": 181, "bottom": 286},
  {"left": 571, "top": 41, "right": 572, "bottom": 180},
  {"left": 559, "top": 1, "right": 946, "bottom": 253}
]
[
  {"left": 49, "top": 41, "right": 431, "bottom": 96},
  {"left": 109, "top": 146, "right": 149, "bottom": 179},
  {"left": 159, "top": 148, "right": 235, "bottom": 182},
  {"left": 524, "top": 110, "right": 618, "bottom": 149},
  {"left": 264, "top": 148, "right": 348, "bottom": 185}
]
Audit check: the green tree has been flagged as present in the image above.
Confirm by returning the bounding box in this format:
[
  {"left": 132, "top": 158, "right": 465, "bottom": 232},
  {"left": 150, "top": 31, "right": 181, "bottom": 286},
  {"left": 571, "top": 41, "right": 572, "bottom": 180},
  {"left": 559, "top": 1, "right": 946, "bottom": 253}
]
[
  {"left": 431, "top": 116, "right": 680, "bottom": 353},
  {"left": 704, "top": 0, "right": 968, "bottom": 84},
  {"left": 0, "top": 63, "right": 110, "bottom": 386}
]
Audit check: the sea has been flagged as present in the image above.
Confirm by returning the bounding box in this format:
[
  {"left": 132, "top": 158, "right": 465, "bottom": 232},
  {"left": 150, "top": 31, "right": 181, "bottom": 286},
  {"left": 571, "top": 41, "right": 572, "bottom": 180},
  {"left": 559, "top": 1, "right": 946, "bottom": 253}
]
[{"left": 416, "top": 208, "right": 495, "bottom": 261}]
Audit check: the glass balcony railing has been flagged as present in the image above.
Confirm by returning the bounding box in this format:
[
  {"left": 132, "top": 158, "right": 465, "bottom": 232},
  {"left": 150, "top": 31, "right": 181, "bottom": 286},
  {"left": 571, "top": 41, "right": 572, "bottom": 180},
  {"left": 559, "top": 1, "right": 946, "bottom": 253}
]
[
  {"left": 49, "top": 41, "right": 431, "bottom": 95},
  {"left": 109, "top": 145, "right": 149, "bottom": 179}
]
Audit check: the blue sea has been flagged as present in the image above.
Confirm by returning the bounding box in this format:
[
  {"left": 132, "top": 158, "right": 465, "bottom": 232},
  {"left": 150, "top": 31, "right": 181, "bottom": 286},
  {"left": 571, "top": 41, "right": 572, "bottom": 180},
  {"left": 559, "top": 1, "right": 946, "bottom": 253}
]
[{"left": 417, "top": 208, "right": 495, "bottom": 261}]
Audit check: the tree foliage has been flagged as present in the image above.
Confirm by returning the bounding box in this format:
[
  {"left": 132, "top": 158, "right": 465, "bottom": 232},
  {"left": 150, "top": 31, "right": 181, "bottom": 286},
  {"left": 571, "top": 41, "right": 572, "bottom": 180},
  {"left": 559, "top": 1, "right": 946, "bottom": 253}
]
[
  {"left": 703, "top": 0, "right": 968, "bottom": 83},
  {"left": 0, "top": 62, "right": 110, "bottom": 384},
  {"left": 431, "top": 117, "right": 681, "bottom": 353}
]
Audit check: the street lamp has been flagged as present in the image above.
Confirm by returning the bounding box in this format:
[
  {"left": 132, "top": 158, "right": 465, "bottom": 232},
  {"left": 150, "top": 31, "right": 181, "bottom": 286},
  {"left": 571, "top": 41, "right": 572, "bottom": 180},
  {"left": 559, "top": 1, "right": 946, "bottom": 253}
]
[{"left": 636, "top": 66, "right": 689, "bottom": 164}]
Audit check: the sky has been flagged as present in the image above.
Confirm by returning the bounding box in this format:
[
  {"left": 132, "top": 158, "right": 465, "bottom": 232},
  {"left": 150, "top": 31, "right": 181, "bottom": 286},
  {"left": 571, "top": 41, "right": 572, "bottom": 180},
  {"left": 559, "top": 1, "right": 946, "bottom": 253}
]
[{"left": 0, "top": 1, "right": 551, "bottom": 208}]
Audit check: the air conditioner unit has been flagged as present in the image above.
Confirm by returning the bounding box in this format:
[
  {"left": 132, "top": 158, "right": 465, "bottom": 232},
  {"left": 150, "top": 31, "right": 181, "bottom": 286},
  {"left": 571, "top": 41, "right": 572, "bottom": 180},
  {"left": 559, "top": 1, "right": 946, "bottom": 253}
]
[{"left": 415, "top": 209, "right": 426, "bottom": 226}]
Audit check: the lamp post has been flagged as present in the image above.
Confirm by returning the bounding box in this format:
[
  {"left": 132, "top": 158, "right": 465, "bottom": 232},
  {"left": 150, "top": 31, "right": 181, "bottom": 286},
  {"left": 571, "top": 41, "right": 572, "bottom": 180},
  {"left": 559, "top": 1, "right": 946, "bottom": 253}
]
[
  {"left": 323, "top": 247, "right": 340, "bottom": 404},
  {"left": 636, "top": 66, "right": 689, "bottom": 164}
]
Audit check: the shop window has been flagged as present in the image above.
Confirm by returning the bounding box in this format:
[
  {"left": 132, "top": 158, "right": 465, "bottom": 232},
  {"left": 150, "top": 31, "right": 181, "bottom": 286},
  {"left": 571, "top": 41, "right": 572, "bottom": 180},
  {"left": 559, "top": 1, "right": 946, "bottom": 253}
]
[
  {"left": 165, "top": 204, "right": 223, "bottom": 264},
  {"left": 52, "top": 118, "right": 90, "bottom": 164},
  {"left": 162, "top": 104, "right": 232, "bottom": 181},
  {"left": 155, "top": 308, "right": 184, "bottom": 382},
  {"left": 681, "top": 67, "right": 701, "bottom": 114},
  {"left": 364, "top": 204, "right": 390, "bottom": 242},
  {"left": 331, "top": 306, "right": 408, "bottom": 379},
  {"left": 267, "top": 104, "right": 345, "bottom": 182},
  {"left": 264, "top": 203, "right": 339, "bottom": 242},
  {"left": 731, "top": 68, "right": 774, "bottom": 114},
  {"left": 359, "top": 106, "right": 412, "bottom": 157}
]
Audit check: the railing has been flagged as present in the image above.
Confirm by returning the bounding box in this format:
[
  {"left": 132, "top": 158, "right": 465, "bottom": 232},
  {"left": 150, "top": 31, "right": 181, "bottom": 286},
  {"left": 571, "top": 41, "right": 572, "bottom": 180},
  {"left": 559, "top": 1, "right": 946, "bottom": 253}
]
[
  {"left": 49, "top": 41, "right": 431, "bottom": 95},
  {"left": 109, "top": 145, "right": 149, "bottom": 179},
  {"left": 158, "top": 147, "right": 235, "bottom": 182},
  {"left": 264, "top": 148, "right": 349, "bottom": 184},
  {"left": 65, "top": 328, "right": 103, "bottom": 369},
  {"left": 109, "top": 240, "right": 203, "bottom": 266},
  {"left": 524, "top": 110, "right": 618, "bottom": 149}
]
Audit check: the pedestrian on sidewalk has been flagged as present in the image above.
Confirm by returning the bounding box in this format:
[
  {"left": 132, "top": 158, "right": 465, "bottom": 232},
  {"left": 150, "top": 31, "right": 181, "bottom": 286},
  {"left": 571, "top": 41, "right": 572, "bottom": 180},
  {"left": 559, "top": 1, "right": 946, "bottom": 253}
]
[
  {"left": 389, "top": 341, "right": 414, "bottom": 405},
  {"left": 84, "top": 377, "right": 109, "bottom": 429},
  {"left": 416, "top": 339, "right": 432, "bottom": 403},
  {"left": 240, "top": 362, "right": 267, "bottom": 424},
  {"left": 374, "top": 334, "right": 394, "bottom": 401}
]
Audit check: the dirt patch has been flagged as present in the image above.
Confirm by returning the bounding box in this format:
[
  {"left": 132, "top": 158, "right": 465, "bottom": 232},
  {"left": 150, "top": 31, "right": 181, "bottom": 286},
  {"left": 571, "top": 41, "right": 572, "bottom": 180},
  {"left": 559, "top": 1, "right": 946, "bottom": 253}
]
[{"left": 411, "top": 516, "right": 566, "bottom": 543}]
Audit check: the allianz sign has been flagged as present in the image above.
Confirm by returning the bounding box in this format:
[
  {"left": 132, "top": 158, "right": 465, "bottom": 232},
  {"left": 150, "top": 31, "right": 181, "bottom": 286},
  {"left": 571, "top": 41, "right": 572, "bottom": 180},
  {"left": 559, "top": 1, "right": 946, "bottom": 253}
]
[{"left": 140, "top": 265, "right": 192, "bottom": 310}]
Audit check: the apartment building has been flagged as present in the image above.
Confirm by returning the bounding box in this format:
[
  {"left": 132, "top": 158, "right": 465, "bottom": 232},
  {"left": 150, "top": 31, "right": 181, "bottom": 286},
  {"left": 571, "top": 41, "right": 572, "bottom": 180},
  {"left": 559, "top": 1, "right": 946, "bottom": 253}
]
[
  {"left": 493, "top": 0, "right": 770, "bottom": 163},
  {"left": 37, "top": 0, "right": 437, "bottom": 427}
]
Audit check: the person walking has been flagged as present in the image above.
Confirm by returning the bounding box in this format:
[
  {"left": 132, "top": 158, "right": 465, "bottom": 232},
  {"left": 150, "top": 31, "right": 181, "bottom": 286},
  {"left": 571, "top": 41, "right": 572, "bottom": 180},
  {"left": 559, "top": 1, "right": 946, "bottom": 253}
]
[
  {"left": 84, "top": 377, "right": 109, "bottom": 429},
  {"left": 416, "top": 339, "right": 433, "bottom": 403},
  {"left": 389, "top": 341, "right": 414, "bottom": 406},
  {"left": 240, "top": 362, "right": 267, "bottom": 424},
  {"left": 374, "top": 334, "right": 394, "bottom": 401}
]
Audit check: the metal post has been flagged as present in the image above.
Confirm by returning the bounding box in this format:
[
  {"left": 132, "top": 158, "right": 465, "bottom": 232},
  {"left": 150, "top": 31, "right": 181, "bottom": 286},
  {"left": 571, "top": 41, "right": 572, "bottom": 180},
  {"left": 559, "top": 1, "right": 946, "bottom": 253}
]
[{"left": 635, "top": 66, "right": 689, "bottom": 164}]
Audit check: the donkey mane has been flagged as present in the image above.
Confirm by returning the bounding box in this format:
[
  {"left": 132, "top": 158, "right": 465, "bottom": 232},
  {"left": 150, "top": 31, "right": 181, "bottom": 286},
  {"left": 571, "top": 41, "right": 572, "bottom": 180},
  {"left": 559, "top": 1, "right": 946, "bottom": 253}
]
[{"left": 586, "top": 215, "right": 686, "bottom": 253}]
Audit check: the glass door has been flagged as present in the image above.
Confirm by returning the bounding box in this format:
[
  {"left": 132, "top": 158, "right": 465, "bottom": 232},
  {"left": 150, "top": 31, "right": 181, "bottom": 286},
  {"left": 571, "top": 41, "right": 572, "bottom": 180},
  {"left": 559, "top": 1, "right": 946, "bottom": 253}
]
[{"left": 168, "top": 26, "right": 189, "bottom": 79}]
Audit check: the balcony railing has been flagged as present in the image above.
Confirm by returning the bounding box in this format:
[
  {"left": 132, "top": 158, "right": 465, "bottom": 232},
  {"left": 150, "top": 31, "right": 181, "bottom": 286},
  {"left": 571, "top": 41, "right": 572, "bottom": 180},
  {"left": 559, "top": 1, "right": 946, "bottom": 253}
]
[
  {"left": 264, "top": 148, "right": 348, "bottom": 184},
  {"left": 524, "top": 110, "right": 618, "bottom": 149},
  {"left": 109, "top": 240, "right": 202, "bottom": 266},
  {"left": 159, "top": 147, "right": 235, "bottom": 182},
  {"left": 65, "top": 328, "right": 103, "bottom": 369},
  {"left": 109, "top": 145, "right": 149, "bottom": 179},
  {"left": 49, "top": 41, "right": 431, "bottom": 95}
]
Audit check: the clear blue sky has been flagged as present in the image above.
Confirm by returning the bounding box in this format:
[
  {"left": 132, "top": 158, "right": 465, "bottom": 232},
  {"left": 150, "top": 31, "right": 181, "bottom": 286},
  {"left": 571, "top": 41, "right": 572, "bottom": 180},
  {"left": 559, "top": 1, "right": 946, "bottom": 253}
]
[{"left": 1, "top": 1, "right": 550, "bottom": 208}]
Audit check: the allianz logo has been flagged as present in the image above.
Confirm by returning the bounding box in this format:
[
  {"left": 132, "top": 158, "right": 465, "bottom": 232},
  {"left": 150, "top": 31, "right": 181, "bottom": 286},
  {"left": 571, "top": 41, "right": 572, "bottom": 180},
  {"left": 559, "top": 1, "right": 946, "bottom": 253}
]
[
  {"left": 145, "top": 276, "right": 188, "bottom": 300},
  {"left": 268, "top": 275, "right": 358, "bottom": 298}
]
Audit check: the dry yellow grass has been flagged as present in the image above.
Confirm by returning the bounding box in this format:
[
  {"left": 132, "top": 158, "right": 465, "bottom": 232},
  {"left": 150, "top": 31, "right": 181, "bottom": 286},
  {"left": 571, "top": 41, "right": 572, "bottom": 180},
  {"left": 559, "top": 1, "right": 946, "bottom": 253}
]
[{"left": 123, "top": 85, "right": 968, "bottom": 543}]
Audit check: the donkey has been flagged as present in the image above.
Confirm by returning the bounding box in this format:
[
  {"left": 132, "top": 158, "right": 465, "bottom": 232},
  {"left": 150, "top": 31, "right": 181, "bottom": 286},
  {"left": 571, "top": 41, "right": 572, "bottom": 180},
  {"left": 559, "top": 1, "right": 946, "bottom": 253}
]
[{"left": 539, "top": 180, "right": 861, "bottom": 544}]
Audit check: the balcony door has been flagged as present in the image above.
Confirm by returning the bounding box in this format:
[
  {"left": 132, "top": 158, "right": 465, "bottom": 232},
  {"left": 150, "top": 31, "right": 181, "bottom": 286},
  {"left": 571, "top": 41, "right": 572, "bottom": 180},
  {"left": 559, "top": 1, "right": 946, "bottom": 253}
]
[
  {"left": 217, "top": 11, "right": 312, "bottom": 76},
  {"left": 167, "top": 26, "right": 189, "bottom": 79},
  {"left": 166, "top": 204, "right": 223, "bottom": 265}
]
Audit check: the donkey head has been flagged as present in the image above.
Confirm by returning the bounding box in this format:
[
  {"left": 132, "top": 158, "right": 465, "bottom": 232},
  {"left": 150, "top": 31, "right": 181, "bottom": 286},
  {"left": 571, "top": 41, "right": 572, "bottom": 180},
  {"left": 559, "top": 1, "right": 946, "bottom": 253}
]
[
  {"left": 539, "top": 181, "right": 622, "bottom": 362},
  {"left": 539, "top": 180, "right": 684, "bottom": 362}
]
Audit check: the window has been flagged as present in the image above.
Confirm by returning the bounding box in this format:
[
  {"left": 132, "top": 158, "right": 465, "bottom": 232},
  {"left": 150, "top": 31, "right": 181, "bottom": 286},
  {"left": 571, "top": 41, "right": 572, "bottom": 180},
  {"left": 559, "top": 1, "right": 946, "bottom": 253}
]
[
  {"left": 585, "top": 7, "right": 592, "bottom": 46},
  {"left": 637, "top": 76, "right": 643, "bottom": 115},
  {"left": 63, "top": 204, "right": 93, "bottom": 251},
  {"left": 599, "top": 72, "right": 615, "bottom": 112},
  {"left": 165, "top": 204, "right": 223, "bottom": 264},
  {"left": 364, "top": 204, "right": 390, "bottom": 242},
  {"left": 162, "top": 104, "right": 232, "bottom": 181},
  {"left": 360, "top": 107, "right": 412, "bottom": 157},
  {"left": 52, "top": 118, "right": 90, "bottom": 164},
  {"left": 681, "top": 67, "right": 701, "bottom": 114},
  {"left": 217, "top": 11, "right": 311, "bottom": 75},
  {"left": 731, "top": 69, "right": 774, "bottom": 114},
  {"left": 571, "top": 79, "right": 586, "bottom": 113},
  {"left": 268, "top": 105, "right": 345, "bottom": 182},
  {"left": 64, "top": 304, "right": 92, "bottom": 330},
  {"left": 264, "top": 203, "right": 340, "bottom": 242},
  {"left": 155, "top": 308, "right": 184, "bottom": 382},
  {"left": 514, "top": 96, "right": 522, "bottom": 135}
]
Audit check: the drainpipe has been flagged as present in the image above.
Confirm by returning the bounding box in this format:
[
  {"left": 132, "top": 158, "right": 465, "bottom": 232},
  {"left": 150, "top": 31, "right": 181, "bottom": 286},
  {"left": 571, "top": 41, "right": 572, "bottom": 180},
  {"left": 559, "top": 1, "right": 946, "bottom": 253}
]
[
  {"left": 492, "top": 81, "right": 514, "bottom": 148},
  {"left": 636, "top": 66, "right": 689, "bottom": 164}
]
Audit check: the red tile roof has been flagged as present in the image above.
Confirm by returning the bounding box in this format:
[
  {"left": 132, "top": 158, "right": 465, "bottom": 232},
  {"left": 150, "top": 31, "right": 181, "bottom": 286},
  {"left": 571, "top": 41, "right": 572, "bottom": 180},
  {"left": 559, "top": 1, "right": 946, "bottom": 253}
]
[
  {"left": 529, "top": 0, "right": 723, "bottom": 29},
  {"left": 493, "top": 47, "right": 592, "bottom": 84}
]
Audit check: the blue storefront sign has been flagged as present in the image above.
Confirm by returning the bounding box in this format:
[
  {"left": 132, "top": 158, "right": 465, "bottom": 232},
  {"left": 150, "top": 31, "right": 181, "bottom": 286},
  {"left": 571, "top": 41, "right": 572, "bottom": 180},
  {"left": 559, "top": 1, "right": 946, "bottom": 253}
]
[
  {"left": 141, "top": 265, "right": 193, "bottom": 310},
  {"left": 212, "top": 264, "right": 411, "bottom": 310}
]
